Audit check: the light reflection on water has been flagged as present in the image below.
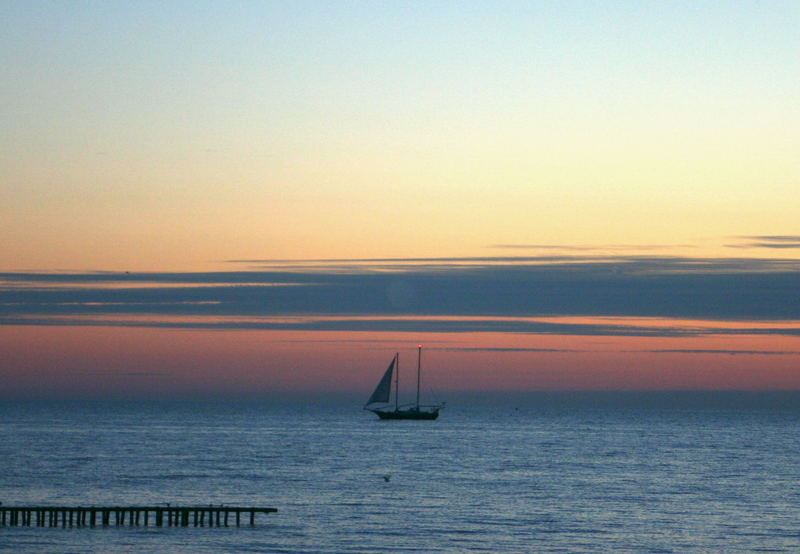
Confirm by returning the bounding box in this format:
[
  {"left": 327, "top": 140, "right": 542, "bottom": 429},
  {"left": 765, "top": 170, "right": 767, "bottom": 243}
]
[{"left": 1, "top": 397, "right": 800, "bottom": 552}]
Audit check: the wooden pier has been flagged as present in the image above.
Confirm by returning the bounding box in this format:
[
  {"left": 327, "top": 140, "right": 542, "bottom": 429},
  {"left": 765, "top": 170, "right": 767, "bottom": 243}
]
[{"left": 0, "top": 505, "right": 277, "bottom": 528}]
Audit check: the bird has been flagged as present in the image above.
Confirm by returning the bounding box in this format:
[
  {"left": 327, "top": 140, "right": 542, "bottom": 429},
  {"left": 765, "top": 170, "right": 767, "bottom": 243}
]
[{"left": 382, "top": 474, "right": 391, "bottom": 482}]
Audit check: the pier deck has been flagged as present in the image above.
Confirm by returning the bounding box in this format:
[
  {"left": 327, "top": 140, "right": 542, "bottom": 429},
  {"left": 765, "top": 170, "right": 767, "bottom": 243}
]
[{"left": 0, "top": 505, "right": 277, "bottom": 527}]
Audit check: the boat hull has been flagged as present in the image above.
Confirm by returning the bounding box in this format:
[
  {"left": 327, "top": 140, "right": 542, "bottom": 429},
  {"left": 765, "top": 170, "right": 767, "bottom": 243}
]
[{"left": 372, "top": 408, "right": 439, "bottom": 420}]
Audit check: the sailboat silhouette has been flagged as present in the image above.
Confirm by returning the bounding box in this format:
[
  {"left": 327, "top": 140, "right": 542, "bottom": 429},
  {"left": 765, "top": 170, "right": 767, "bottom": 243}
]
[{"left": 364, "top": 346, "right": 443, "bottom": 420}]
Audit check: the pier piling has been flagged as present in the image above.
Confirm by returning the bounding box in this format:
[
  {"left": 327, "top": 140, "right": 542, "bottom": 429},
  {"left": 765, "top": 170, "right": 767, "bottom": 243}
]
[{"left": 0, "top": 506, "right": 277, "bottom": 528}]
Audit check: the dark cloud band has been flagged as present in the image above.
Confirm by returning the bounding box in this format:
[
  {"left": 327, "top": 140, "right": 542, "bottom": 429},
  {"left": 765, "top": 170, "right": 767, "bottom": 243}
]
[{"left": 2, "top": 255, "right": 800, "bottom": 335}]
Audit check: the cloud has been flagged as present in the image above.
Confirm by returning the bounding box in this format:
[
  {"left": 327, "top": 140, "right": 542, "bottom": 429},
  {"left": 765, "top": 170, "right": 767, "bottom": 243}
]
[
  {"left": 2, "top": 255, "right": 800, "bottom": 335},
  {"left": 745, "top": 236, "right": 800, "bottom": 242},
  {"left": 489, "top": 244, "right": 693, "bottom": 251},
  {"left": 429, "top": 347, "right": 586, "bottom": 353},
  {"left": 642, "top": 349, "right": 800, "bottom": 356},
  {"left": 78, "top": 371, "right": 170, "bottom": 377},
  {"left": 4, "top": 315, "right": 800, "bottom": 337},
  {"left": 728, "top": 236, "right": 800, "bottom": 249},
  {"left": 489, "top": 245, "right": 600, "bottom": 251}
]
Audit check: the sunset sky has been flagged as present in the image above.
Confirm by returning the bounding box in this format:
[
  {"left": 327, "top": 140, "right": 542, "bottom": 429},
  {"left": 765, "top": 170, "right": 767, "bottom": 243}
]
[{"left": 2, "top": 1, "right": 799, "bottom": 399}]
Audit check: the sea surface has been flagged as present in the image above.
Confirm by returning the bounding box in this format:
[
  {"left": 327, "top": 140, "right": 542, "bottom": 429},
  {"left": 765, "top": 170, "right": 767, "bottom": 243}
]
[{"left": 2, "top": 393, "right": 800, "bottom": 553}]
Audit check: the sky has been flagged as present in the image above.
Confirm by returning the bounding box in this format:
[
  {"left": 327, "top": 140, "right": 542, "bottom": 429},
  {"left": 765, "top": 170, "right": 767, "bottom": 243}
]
[{"left": 2, "top": 1, "right": 799, "bottom": 399}]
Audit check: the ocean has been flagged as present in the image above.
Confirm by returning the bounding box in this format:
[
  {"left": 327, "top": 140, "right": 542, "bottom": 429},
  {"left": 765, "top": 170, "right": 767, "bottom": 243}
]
[{"left": 1, "top": 393, "right": 799, "bottom": 552}]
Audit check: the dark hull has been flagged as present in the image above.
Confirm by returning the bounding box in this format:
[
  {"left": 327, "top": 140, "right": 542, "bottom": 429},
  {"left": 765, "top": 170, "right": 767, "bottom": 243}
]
[{"left": 372, "top": 408, "right": 439, "bottom": 420}]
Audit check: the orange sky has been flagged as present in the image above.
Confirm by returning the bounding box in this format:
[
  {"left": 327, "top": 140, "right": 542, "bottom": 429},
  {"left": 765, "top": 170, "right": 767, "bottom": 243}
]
[{"left": 3, "top": 324, "right": 800, "bottom": 399}]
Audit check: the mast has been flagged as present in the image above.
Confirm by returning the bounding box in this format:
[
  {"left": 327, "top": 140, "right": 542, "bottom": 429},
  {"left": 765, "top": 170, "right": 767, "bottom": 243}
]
[
  {"left": 394, "top": 352, "right": 399, "bottom": 411},
  {"left": 416, "top": 345, "right": 422, "bottom": 409}
]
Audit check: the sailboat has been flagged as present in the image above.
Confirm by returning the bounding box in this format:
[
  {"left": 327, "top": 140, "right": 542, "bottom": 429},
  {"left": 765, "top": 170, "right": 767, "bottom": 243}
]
[{"left": 364, "top": 346, "right": 443, "bottom": 420}]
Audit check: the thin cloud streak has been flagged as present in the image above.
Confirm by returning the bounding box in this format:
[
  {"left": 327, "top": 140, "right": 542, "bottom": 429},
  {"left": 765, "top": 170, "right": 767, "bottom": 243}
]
[
  {"left": 78, "top": 371, "right": 170, "bottom": 377},
  {"left": 643, "top": 349, "right": 800, "bottom": 356},
  {"left": 728, "top": 236, "right": 800, "bottom": 249},
  {"left": 742, "top": 236, "right": 800, "bottom": 242},
  {"left": 2, "top": 256, "right": 800, "bottom": 335},
  {"left": 3, "top": 315, "right": 800, "bottom": 338},
  {"left": 429, "top": 347, "right": 586, "bottom": 353},
  {"left": 728, "top": 243, "right": 800, "bottom": 250},
  {"left": 489, "top": 244, "right": 694, "bottom": 251}
]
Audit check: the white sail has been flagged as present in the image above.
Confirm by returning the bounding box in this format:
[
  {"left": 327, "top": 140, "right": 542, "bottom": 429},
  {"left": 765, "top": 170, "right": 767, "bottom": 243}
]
[{"left": 365, "top": 356, "right": 395, "bottom": 406}]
